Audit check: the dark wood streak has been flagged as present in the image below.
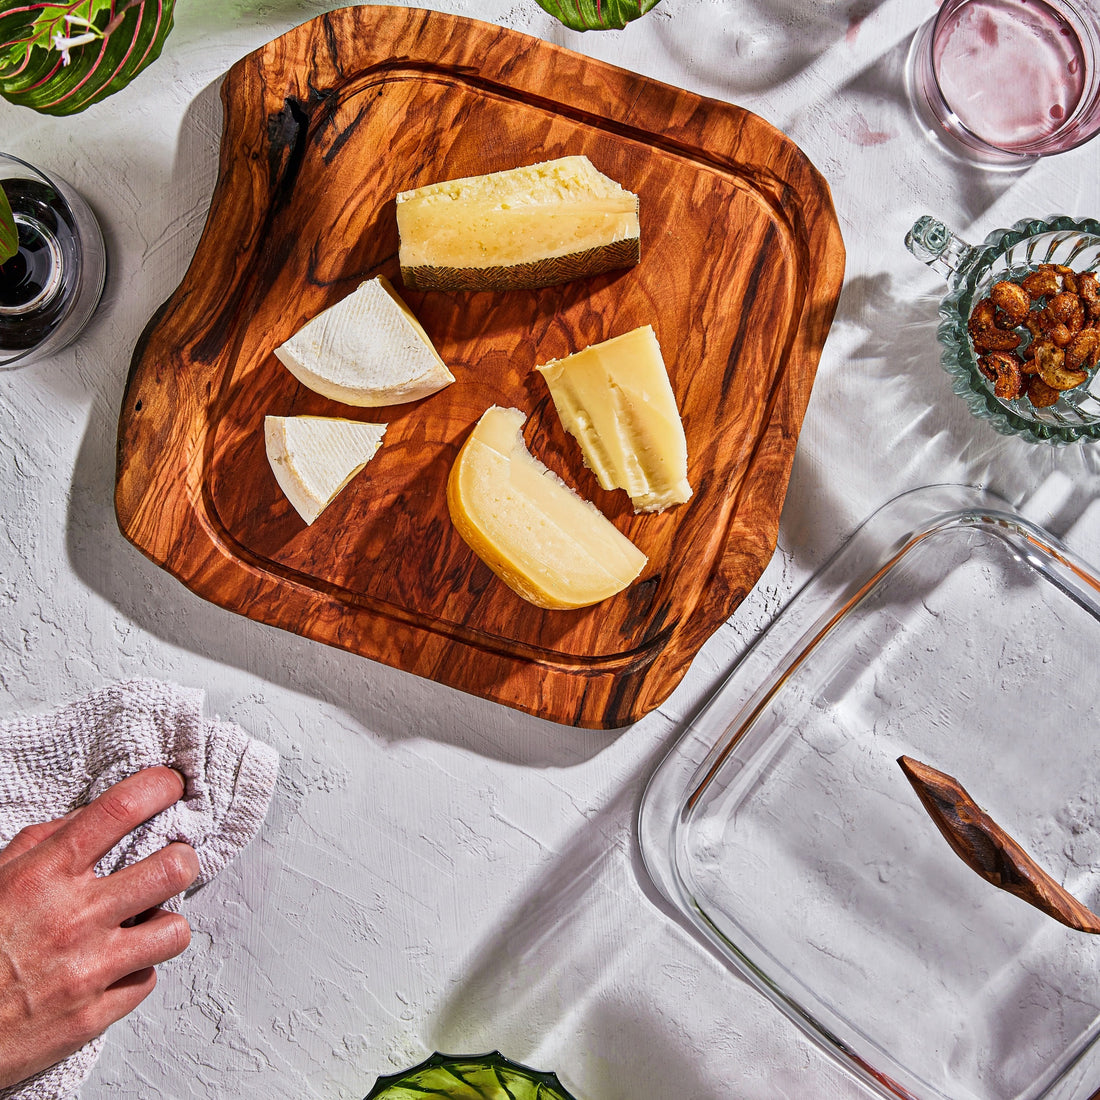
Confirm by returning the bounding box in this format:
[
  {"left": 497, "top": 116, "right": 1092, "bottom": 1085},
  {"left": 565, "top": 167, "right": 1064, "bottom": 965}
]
[
  {"left": 721, "top": 221, "right": 777, "bottom": 395},
  {"left": 899, "top": 756, "right": 1100, "bottom": 935},
  {"left": 114, "top": 6, "right": 844, "bottom": 728}
]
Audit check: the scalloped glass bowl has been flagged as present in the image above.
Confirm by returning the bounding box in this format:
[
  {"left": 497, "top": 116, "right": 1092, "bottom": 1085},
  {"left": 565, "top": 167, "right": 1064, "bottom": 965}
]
[
  {"left": 364, "top": 1052, "right": 579, "bottom": 1100},
  {"left": 905, "top": 214, "right": 1100, "bottom": 444}
]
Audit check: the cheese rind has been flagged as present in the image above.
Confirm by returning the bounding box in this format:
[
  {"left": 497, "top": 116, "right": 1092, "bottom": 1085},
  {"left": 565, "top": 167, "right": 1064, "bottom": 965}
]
[
  {"left": 397, "top": 156, "right": 640, "bottom": 291},
  {"left": 274, "top": 276, "right": 454, "bottom": 407},
  {"left": 265, "top": 415, "right": 387, "bottom": 525},
  {"left": 447, "top": 406, "right": 647, "bottom": 609},
  {"left": 538, "top": 325, "right": 692, "bottom": 513}
]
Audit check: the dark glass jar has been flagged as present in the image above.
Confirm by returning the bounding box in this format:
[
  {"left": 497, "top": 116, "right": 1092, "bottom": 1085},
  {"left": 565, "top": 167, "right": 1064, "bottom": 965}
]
[{"left": 0, "top": 152, "right": 106, "bottom": 368}]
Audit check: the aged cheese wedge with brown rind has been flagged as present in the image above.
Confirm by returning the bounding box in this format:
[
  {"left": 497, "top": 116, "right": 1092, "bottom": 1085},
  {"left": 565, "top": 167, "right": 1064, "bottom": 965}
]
[
  {"left": 265, "top": 415, "right": 387, "bottom": 525},
  {"left": 274, "top": 276, "right": 454, "bottom": 407},
  {"left": 447, "top": 406, "right": 647, "bottom": 609},
  {"left": 538, "top": 325, "right": 692, "bottom": 514},
  {"left": 397, "top": 156, "right": 640, "bottom": 291}
]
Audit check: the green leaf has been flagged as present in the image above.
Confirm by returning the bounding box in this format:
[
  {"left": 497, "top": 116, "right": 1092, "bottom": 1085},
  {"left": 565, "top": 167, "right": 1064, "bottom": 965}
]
[
  {"left": 533, "top": 0, "right": 662, "bottom": 31},
  {"left": 0, "top": 0, "right": 175, "bottom": 115},
  {"left": 0, "top": 182, "right": 15, "bottom": 264}
]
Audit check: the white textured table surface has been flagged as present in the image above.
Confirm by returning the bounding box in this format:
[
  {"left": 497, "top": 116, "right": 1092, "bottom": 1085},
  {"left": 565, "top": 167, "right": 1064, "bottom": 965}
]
[{"left": 2, "top": 2, "right": 1100, "bottom": 1098}]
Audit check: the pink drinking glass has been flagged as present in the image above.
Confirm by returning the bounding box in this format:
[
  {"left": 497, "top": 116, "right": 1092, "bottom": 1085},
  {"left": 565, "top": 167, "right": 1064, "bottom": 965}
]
[{"left": 906, "top": 0, "right": 1100, "bottom": 166}]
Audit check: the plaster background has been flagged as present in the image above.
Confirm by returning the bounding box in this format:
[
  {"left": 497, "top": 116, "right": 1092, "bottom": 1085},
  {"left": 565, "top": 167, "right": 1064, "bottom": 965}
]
[{"left": 2, "top": 1, "right": 1100, "bottom": 1097}]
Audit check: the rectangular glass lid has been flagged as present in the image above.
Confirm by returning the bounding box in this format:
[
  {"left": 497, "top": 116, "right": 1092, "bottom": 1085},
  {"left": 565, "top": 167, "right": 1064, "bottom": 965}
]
[{"left": 640, "top": 485, "right": 1100, "bottom": 1100}]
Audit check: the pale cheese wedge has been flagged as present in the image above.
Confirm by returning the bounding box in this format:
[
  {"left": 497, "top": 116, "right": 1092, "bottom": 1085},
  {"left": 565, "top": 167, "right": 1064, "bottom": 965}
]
[
  {"left": 447, "top": 405, "right": 647, "bottom": 609},
  {"left": 274, "top": 276, "right": 454, "bottom": 407},
  {"left": 397, "top": 156, "right": 640, "bottom": 291},
  {"left": 265, "top": 415, "right": 387, "bottom": 525},
  {"left": 538, "top": 325, "right": 692, "bottom": 513}
]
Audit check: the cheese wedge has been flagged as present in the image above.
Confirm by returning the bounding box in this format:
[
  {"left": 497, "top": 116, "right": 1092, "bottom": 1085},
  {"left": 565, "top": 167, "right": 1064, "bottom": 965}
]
[
  {"left": 447, "top": 406, "right": 647, "bottom": 609},
  {"left": 538, "top": 326, "right": 691, "bottom": 513},
  {"left": 274, "top": 276, "right": 454, "bottom": 407},
  {"left": 265, "top": 415, "right": 387, "bottom": 525},
  {"left": 397, "top": 156, "right": 640, "bottom": 291}
]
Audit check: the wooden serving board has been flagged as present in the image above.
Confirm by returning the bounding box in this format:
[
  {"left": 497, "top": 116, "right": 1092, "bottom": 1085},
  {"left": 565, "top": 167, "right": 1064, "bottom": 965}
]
[{"left": 115, "top": 5, "right": 845, "bottom": 729}]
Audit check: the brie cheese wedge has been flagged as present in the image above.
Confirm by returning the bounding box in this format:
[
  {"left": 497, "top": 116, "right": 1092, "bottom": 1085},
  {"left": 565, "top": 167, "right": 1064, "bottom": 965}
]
[
  {"left": 447, "top": 405, "right": 647, "bottom": 609},
  {"left": 265, "top": 415, "right": 387, "bottom": 525},
  {"left": 274, "top": 276, "right": 454, "bottom": 407}
]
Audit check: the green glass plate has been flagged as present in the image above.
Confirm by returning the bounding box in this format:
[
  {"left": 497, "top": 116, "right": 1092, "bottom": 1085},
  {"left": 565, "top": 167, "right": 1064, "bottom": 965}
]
[{"left": 364, "top": 1052, "right": 579, "bottom": 1100}]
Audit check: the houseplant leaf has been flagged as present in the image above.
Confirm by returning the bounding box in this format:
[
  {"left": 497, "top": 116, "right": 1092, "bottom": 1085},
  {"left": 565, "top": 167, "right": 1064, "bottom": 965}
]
[
  {"left": 0, "top": 0, "right": 175, "bottom": 115},
  {"left": 533, "top": 0, "right": 662, "bottom": 31},
  {"left": 0, "top": 183, "right": 16, "bottom": 264}
]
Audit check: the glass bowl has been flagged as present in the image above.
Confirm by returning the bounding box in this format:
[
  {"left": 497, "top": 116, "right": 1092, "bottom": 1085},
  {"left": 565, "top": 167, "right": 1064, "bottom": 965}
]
[
  {"left": 364, "top": 1051, "right": 579, "bottom": 1100},
  {"left": 905, "top": 214, "right": 1100, "bottom": 444},
  {"left": 0, "top": 151, "right": 106, "bottom": 369},
  {"left": 639, "top": 484, "right": 1100, "bottom": 1100}
]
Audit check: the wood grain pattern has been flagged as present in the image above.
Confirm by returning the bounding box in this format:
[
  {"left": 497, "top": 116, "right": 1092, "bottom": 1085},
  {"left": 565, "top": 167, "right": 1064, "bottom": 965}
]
[
  {"left": 115, "top": 5, "right": 845, "bottom": 729},
  {"left": 899, "top": 756, "right": 1100, "bottom": 934}
]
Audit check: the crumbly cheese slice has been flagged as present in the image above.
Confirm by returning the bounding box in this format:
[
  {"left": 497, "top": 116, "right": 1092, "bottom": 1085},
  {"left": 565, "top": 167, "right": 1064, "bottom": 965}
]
[
  {"left": 274, "top": 276, "right": 454, "bottom": 407},
  {"left": 447, "top": 405, "right": 647, "bottom": 609},
  {"left": 538, "top": 325, "right": 691, "bottom": 513},
  {"left": 265, "top": 415, "right": 387, "bottom": 525},
  {"left": 396, "top": 156, "right": 640, "bottom": 291}
]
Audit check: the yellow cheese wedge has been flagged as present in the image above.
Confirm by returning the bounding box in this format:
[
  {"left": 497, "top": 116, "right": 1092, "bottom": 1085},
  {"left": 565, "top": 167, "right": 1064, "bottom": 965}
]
[
  {"left": 396, "top": 156, "right": 640, "bottom": 291},
  {"left": 265, "top": 415, "right": 387, "bottom": 525},
  {"left": 447, "top": 406, "right": 647, "bottom": 609},
  {"left": 538, "top": 325, "right": 692, "bottom": 514},
  {"left": 274, "top": 276, "right": 454, "bottom": 407}
]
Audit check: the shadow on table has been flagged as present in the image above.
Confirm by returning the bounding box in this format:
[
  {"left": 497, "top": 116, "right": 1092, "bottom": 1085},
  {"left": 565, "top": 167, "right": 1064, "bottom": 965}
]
[
  {"left": 426, "top": 736, "right": 811, "bottom": 1100},
  {"left": 838, "top": 31, "right": 1028, "bottom": 221},
  {"left": 652, "top": 0, "right": 886, "bottom": 99}
]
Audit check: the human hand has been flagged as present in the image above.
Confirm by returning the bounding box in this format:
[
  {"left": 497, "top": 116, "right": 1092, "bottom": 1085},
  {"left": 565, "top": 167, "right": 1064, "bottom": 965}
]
[{"left": 0, "top": 766, "right": 199, "bottom": 1088}]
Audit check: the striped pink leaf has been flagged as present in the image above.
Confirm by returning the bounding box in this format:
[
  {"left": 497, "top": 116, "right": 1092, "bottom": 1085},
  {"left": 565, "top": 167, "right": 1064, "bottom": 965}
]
[{"left": 0, "top": 0, "right": 175, "bottom": 115}]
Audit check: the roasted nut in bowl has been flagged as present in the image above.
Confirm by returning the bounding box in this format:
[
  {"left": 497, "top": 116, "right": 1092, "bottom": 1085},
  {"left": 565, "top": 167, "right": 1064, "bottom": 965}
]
[
  {"left": 906, "top": 214, "right": 1100, "bottom": 444},
  {"left": 363, "top": 1051, "right": 580, "bottom": 1100}
]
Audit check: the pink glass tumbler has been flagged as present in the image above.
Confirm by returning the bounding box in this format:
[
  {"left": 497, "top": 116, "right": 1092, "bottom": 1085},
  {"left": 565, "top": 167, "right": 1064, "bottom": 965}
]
[{"left": 906, "top": 0, "right": 1100, "bottom": 165}]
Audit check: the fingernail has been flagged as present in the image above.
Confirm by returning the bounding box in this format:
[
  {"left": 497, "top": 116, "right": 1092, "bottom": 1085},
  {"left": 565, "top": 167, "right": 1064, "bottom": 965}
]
[{"left": 170, "top": 767, "right": 187, "bottom": 792}]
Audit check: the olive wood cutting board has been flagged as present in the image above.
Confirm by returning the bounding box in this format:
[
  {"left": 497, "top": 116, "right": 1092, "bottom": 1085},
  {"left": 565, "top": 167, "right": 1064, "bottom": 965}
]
[{"left": 115, "top": 5, "right": 845, "bottom": 729}]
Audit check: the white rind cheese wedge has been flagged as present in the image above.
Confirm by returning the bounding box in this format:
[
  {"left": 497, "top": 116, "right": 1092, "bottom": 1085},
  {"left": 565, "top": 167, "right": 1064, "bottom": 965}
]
[
  {"left": 274, "top": 276, "right": 454, "bottom": 407},
  {"left": 397, "top": 156, "right": 640, "bottom": 292},
  {"left": 538, "top": 325, "right": 692, "bottom": 513},
  {"left": 447, "top": 405, "right": 647, "bottom": 609},
  {"left": 265, "top": 415, "right": 387, "bottom": 525}
]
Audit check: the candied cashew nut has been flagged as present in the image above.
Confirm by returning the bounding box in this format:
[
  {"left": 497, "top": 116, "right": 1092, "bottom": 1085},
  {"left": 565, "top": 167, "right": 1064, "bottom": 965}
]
[
  {"left": 978, "top": 352, "right": 1025, "bottom": 399},
  {"left": 969, "top": 297, "right": 1022, "bottom": 351},
  {"left": 968, "top": 297, "right": 998, "bottom": 337},
  {"left": 1047, "top": 322, "right": 1074, "bottom": 348},
  {"left": 1045, "top": 264, "right": 1078, "bottom": 294},
  {"left": 1022, "top": 266, "right": 1062, "bottom": 299},
  {"left": 1035, "top": 341, "right": 1088, "bottom": 391},
  {"left": 1027, "top": 376, "right": 1061, "bottom": 408},
  {"left": 974, "top": 329, "right": 1022, "bottom": 352},
  {"left": 1025, "top": 335, "right": 1052, "bottom": 362},
  {"left": 1066, "top": 328, "right": 1100, "bottom": 372},
  {"left": 991, "top": 280, "right": 1031, "bottom": 326},
  {"left": 1046, "top": 291, "right": 1084, "bottom": 335},
  {"left": 1078, "top": 273, "right": 1100, "bottom": 319}
]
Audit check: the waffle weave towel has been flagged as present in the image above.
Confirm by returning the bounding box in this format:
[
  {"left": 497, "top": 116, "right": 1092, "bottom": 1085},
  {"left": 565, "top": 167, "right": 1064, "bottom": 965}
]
[{"left": 0, "top": 678, "right": 279, "bottom": 1100}]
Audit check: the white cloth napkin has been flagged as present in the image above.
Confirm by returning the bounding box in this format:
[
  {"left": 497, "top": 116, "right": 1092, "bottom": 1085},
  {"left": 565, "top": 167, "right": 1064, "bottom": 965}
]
[{"left": 0, "top": 678, "right": 279, "bottom": 1100}]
